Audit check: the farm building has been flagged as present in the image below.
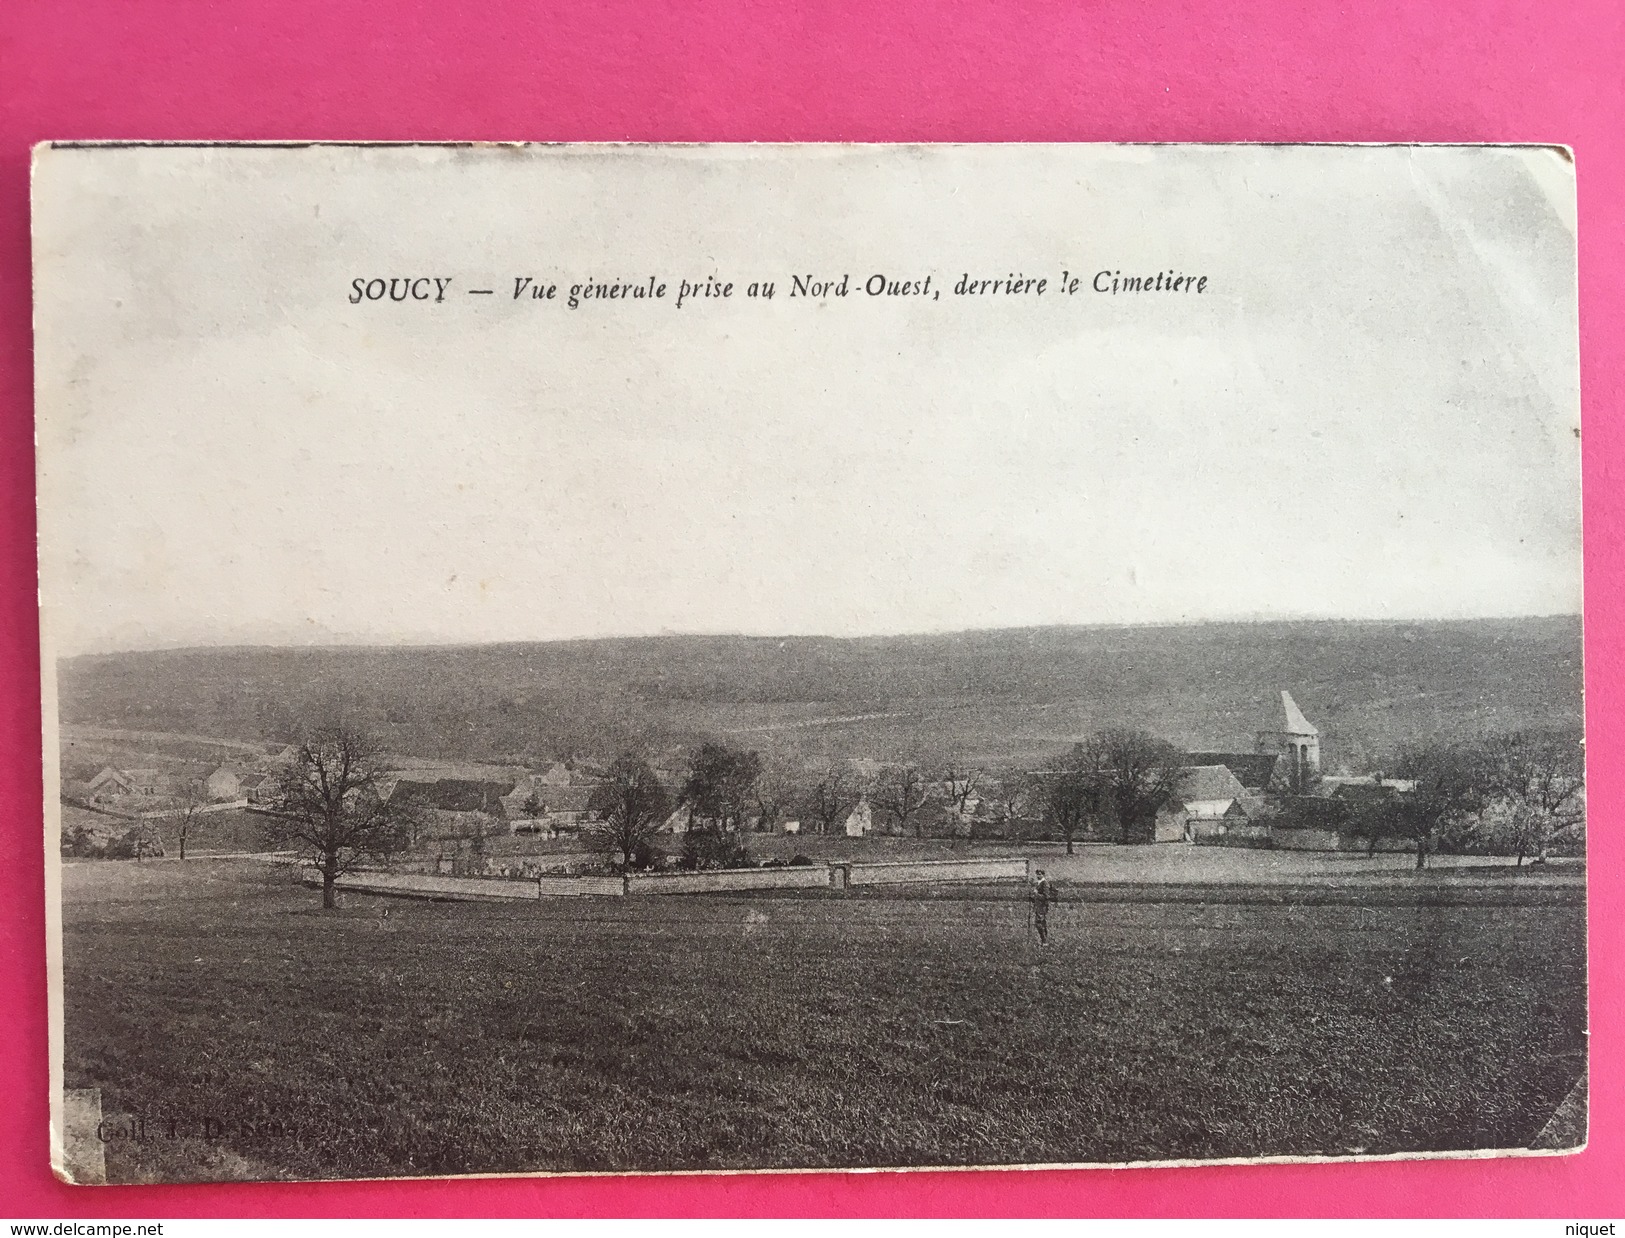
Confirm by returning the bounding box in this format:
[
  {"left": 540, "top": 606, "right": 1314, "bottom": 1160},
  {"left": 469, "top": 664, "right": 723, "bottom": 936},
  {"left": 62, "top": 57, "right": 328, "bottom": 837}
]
[
  {"left": 1270, "top": 777, "right": 1423, "bottom": 852},
  {"left": 656, "top": 805, "right": 764, "bottom": 834},
  {"left": 844, "top": 796, "right": 873, "bottom": 837},
  {"left": 534, "top": 762, "right": 576, "bottom": 787}
]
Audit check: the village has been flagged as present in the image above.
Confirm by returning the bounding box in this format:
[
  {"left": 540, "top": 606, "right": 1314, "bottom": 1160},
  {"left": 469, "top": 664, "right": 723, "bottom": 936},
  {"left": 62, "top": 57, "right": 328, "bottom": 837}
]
[{"left": 57, "top": 691, "right": 1584, "bottom": 874}]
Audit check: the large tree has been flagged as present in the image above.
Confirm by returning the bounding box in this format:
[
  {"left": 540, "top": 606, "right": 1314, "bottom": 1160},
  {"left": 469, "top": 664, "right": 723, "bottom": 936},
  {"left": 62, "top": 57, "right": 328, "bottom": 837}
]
[
  {"left": 680, "top": 742, "right": 762, "bottom": 832},
  {"left": 1391, "top": 740, "right": 1489, "bottom": 869},
  {"left": 872, "top": 762, "right": 930, "bottom": 837},
  {"left": 1041, "top": 753, "right": 1104, "bottom": 854},
  {"left": 679, "top": 742, "right": 761, "bottom": 867},
  {"left": 266, "top": 724, "right": 416, "bottom": 908},
  {"left": 1074, "top": 728, "right": 1185, "bottom": 844},
  {"left": 586, "top": 755, "right": 672, "bottom": 870},
  {"left": 800, "top": 761, "right": 854, "bottom": 835}
]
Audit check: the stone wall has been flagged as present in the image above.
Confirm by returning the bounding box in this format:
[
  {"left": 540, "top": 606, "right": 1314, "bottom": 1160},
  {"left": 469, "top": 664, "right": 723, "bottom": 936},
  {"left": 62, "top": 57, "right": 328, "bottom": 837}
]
[
  {"left": 845, "top": 857, "right": 1030, "bottom": 885},
  {"left": 304, "top": 855, "right": 1031, "bottom": 901},
  {"left": 626, "top": 866, "right": 833, "bottom": 895},
  {"left": 305, "top": 869, "right": 540, "bottom": 900},
  {"left": 534, "top": 874, "right": 625, "bottom": 897}
]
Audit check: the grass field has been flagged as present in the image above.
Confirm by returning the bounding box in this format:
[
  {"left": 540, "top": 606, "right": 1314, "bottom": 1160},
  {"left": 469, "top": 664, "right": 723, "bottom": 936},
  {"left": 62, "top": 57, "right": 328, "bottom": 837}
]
[{"left": 62, "top": 859, "right": 1587, "bottom": 1181}]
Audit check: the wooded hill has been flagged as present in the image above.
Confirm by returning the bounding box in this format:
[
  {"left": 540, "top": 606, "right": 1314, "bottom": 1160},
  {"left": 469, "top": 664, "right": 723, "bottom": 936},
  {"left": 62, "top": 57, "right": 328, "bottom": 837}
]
[{"left": 57, "top": 616, "right": 1583, "bottom": 773}]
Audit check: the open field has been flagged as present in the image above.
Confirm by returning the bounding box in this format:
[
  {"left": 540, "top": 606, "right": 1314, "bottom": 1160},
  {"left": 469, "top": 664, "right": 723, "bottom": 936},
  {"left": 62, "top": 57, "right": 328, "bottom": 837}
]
[{"left": 62, "top": 858, "right": 1587, "bottom": 1180}]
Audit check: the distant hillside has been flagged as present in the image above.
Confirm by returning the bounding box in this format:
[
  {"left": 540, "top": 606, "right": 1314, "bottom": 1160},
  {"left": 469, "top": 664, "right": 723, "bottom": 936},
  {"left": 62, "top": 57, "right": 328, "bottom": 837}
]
[{"left": 56, "top": 617, "right": 1584, "bottom": 774}]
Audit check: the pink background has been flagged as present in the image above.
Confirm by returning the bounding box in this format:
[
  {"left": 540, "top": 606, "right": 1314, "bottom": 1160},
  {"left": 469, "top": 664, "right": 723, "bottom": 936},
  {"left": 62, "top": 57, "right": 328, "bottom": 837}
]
[{"left": 2, "top": 0, "right": 1620, "bottom": 1217}]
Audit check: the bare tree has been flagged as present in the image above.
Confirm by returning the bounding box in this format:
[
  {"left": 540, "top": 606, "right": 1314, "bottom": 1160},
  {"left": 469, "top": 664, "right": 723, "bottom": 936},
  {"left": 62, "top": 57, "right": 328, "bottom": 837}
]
[
  {"left": 461, "top": 807, "right": 503, "bottom": 875},
  {"left": 801, "top": 761, "right": 853, "bottom": 835},
  {"left": 872, "top": 762, "right": 930, "bottom": 837},
  {"left": 162, "top": 780, "right": 212, "bottom": 861},
  {"left": 1481, "top": 727, "right": 1585, "bottom": 864},
  {"left": 266, "top": 724, "right": 415, "bottom": 908},
  {"left": 989, "top": 767, "right": 1037, "bottom": 839},
  {"left": 586, "top": 755, "right": 672, "bottom": 870},
  {"left": 938, "top": 753, "right": 985, "bottom": 820},
  {"left": 752, "top": 759, "right": 800, "bottom": 834}
]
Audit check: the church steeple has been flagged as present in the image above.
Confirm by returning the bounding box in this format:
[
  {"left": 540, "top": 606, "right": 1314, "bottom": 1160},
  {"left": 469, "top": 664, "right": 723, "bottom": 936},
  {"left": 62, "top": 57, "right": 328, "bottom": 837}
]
[
  {"left": 1256, "top": 691, "right": 1321, "bottom": 791},
  {"left": 1280, "top": 691, "right": 1318, "bottom": 738}
]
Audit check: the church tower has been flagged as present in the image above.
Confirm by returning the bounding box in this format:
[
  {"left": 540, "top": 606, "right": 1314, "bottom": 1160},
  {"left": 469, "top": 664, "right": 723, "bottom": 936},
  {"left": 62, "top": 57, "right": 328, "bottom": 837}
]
[{"left": 1255, "top": 690, "right": 1321, "bottom": 792}]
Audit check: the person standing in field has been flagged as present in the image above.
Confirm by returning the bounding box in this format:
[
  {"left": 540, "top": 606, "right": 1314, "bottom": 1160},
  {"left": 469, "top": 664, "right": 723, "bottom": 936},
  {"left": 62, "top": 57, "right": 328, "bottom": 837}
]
[{"left": 1029, "top": 867, "right": 1057, "bottom": 945}]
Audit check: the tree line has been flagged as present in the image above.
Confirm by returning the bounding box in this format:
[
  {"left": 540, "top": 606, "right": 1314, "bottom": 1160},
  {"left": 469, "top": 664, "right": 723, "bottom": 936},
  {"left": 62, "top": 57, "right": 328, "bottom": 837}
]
[
  {"left": 231, "top": 719, "right": 1582, "bottom": 907},
  {"left": 585, "top": 728, "right": 1197, "bottom": 870}
]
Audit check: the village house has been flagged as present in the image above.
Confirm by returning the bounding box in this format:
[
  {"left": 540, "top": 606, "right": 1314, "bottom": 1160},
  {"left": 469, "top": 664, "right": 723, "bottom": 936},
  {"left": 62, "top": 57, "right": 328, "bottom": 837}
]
[
  {"left": 202, "top": 765, "right": 246, "bottom": 801},
  {"left": 844, "top": 796, "right": 873, "bottom": 837},
  {"left": 1181, "top": 751, "right": 1282, "bottom": 794},
  {"left": 1177, "top": 692, "right": 1425, "bottom": 851},
  {"left": 389, "top": 776, "right": 516, "bottom": 817},
  {"left": 1164, "top": 691, "right": 1339, "bottom": 846},
  {"left": 85, "top": 766, "right": 135, "bottom": 803},
  {"left": 84, "top": 766, "right": 166, "bottom": 807},
  {"left": 505, "top": 782, "right": 599, "bottom": 836},
  {"left": 1155, "top": 764, "right": 1252, "bottom": 842}
]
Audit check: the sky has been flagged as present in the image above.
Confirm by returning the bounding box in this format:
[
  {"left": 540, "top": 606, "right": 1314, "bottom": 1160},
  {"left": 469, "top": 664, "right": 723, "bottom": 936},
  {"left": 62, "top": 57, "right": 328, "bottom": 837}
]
[{"left": 32, "top": 143, "right": 1581, "bottom": 656}]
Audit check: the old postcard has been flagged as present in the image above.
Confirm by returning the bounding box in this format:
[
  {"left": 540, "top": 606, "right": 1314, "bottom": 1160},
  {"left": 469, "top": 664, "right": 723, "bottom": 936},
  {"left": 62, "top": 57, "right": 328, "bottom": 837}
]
[{"left": 32, "top": 143, "right": 1585, "bottom": 1183}]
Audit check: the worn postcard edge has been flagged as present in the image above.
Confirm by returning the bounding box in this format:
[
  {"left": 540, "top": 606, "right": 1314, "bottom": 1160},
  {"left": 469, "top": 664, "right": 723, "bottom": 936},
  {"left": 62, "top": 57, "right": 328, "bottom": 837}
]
[{"left": 30, "top": 139, "right": 1586, "bottom": 1184}]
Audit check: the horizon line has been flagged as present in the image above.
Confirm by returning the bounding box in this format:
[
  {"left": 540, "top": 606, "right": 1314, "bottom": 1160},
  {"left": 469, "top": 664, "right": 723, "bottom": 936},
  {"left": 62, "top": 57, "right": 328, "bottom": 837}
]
[{"left": 56, "top": 611, "right": 1585, "bottom": 660}]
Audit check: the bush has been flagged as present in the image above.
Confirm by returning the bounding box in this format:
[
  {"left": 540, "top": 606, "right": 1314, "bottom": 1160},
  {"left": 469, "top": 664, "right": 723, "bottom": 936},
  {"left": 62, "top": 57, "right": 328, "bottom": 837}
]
[
  {"left": 103, "top": 823, "right": 165, "bottom": 860},
  {"left": 628, "top": 837, "right": 663, "bottom": 871},
  {"left": 679, "top": 829, "right": 750, "bottom": 871},
  {"left": 1274, "top": 796, "right": 1353, "bottom": 832},
  {"left": 787, "top": 854, "right": 815, "bottom": 867}
]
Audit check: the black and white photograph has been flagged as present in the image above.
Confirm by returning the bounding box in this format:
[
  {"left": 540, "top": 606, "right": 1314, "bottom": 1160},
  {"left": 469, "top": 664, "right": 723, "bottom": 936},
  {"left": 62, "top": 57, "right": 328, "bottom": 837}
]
[{"left": 32, "top": 142, "right": 1585, "bottom": 1183}]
